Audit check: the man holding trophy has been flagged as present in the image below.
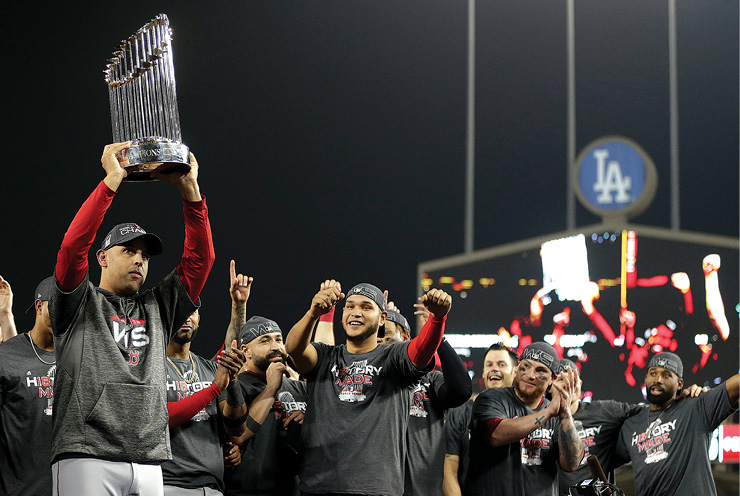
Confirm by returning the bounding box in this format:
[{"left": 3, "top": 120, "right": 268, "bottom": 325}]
[
  {"left": 48, "top": 141, "right": 216, "bottom": 495},
  {"left": 47, "top": 12, "right": 217, "bottom": 496}
]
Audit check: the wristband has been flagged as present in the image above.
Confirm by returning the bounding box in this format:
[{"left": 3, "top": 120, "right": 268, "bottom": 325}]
[
  {"left": 226, "top": 381, "right": 245, "bottom": 408},
  {"left": 223, "top": 413, "right": 249, "bottom": 428},
  {"left": 246, "top": 415, "right": 263, "bottom": 434},
  {"left": 320, "top": 306, "right": 335, "bottom": 322}
]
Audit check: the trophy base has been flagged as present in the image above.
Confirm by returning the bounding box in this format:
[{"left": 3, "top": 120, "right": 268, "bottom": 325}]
[{"left": 123, "top": 139, "right": 190, "bottom": 182}]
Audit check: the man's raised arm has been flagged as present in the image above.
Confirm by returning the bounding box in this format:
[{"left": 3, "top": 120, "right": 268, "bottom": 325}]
[
  {"left": 56, "top": 142, "right": 129, "bottom": 291},
  {"left": 152, "top": 153, "right": 215, "bottom": 302},
  {"left": 224, "top": 260, "right": 252, "bottom": 349},
  {"left": 553, "top": 368, "right": 584, "bottom": 472},
  {"left": 408, "top": 289, "right": 452, "bottom": 369},
  {"left": 0, "top": 276, "right": 18, "bottom": 342},
  {"left": 285, "top": 280, "right": 344, "bottom": 374}
]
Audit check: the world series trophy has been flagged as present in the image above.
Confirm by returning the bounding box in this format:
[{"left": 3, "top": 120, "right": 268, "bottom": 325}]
[{"left": 104, "top": 14, "right": 190, "bottom": 181}]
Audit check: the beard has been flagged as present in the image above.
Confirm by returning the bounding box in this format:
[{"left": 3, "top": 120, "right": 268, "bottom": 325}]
[
  {"left": 253, "top": 350, "right": 287, "bottom": 373},
  {"left": 646, "top": 386, "right": 675, "bottom": 406},
  {"left": 345, "top": 321, "right": 380, "bottom": 344},
  {"left": 513, "top": 377, "right": 548, "bottom": 405},
  {"left": 172, "top": 326, "right": 198, "bottom": 345}
]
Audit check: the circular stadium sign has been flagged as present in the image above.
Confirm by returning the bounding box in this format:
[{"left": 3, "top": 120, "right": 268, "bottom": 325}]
[{"left": 573, "top": 136, "right": 657, "bottom": 220}]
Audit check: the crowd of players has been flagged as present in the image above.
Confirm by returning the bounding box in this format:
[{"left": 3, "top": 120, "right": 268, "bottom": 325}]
[{"left": 0, "top": 142, "right": 737, "bottom": 496}]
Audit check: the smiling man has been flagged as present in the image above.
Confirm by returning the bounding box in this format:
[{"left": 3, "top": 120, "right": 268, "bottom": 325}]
[
  {"left": 48, "top": 142, "right": 215, "bottom": 495},
  {"left": 465, "top": 342, "right": 583, "bottom": 496},
  {"left": 285, "top": 281, "right": 452, "bottom": 496},
  {"left": 443, "top": 344, "right": 518, "bottom": 496},
  {"left": 616, "top": 352, "right": 739, "bottom": 496}
]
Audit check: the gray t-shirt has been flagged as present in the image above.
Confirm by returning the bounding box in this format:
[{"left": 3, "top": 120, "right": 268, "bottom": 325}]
[
  {"left": 444, "top": 400, "right": 473, "bottom": 491},
  {"left": 466, "top": 387, "right": 560, "bottom": 496},
  {"left": 225, "top": 371, "right": 308, "bottom": 496},
  {"left": 616, "top": 384, "right": 736, "bottom": 496},
  {"left": 300, "top": 341, "right": 425, "bottom": 495},
  {"left": 557, "top": 400, "right": 642, "bottom": 495},
  {"left": 162, "top": 353, "right": 223, "bottom": 492},
  {"left": 405, "top": 370, "right": 446, "bottom": 496},
  {"left": 49, "top": 270, "right": 197, "bottom": 463},
  {"left": 0, "top": 333, "right": 56, "bottom": 495}
]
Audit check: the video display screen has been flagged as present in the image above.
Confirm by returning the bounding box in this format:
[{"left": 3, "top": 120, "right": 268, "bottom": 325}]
[{"left": 420, "top": 229, "right": 738, "bottom": 403}]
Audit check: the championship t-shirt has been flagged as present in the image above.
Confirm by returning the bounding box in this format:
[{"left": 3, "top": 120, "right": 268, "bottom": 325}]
[
  {"left": 405, "top": 370, "right": 446, "bottom": 496},
  {"left": 557, "top": 400, "right": 642, "bottom": 495},
  {"left": 0, "top": 333, "right": 56, "bottom": 495},
  {"left": 444, "top": 400, "right": 473, "bottom": 491},
  {"left": 300, "top": 341, "right": 426, "bottom": 495},
  {"left": 225, "top": 372, "right": 308, "bottom": 496},
  {"left": 616, "top": 384, "right": 736, "bottom": 496},
  {"left": 162, "top": 353, "right": 223, "bottom": 492},
  {"left": 466, "top": 387, "right": 560, "bottom": 496}
]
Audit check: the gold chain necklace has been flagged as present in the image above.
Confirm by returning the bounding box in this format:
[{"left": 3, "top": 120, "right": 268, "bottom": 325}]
[
  {"left": 167, "top": 353, "right": 197, "bottom": 384},
  {"left": 27, "top": 332, "right": 55, "bottom": 365}
]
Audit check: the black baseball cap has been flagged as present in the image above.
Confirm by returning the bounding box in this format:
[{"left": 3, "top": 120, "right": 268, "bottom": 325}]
[
  {"left": 346, "top": 283, "right": 386, "bottom": 312},
  {"left": 26, "top": 276, "right": 54, "bottom": 313},
  {"left": 101, "top": 223, "right": 164, "bottom": 256}
]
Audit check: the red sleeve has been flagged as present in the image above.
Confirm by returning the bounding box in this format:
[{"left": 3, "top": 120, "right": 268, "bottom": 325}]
[
  {"left": 55, "top": 181, "right": 117, "bottom": 291},
  {"left": 167, "top": 381, "right": 222, "bottom": 427},
  {"left": 407, "top": 315, "right": 446, "bottom": 367},
  {"left": 175, "top": 195, "right": 216, "bottom": 302},
  {"left": 480, "top": 418, "right": 504, "bottom": 445}
]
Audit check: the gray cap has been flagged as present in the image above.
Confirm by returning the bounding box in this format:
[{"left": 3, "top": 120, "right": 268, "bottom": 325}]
[
  {"left": 519, "top": 342, "right": 559, "bottom": 375},
  {"left": 239, "top": 316, "right": 282, "bottom": 345},
  {"left": 346, "top": 283, "right": 386, "bottom": 311},
  {"left": 558, "top": 358, "right": 579, "bottom": 375},
  {"left": 385, "top": 309, "right": 410, "bottom": 332},
  {"left": 648, "top": 352, "right": 683, "bottom": 378}
]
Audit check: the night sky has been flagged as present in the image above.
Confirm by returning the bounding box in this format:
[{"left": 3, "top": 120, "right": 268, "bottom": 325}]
[{"left": 2, "top": 2, "right": 737, "bottom": 361}]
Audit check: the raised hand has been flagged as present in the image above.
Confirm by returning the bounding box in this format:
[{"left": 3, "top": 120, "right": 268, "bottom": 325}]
[
  {"left": 151, "top": 152, "right": 201, "bottom": 201},
  {"left": 551, "top": 367, "right": 578, "bottom": 417},
  {"left": 215, "top": 339, "right": 246, "bottom": 389},
  {"left": 229, "top": 260, "right": 253, "bottom": 306},
  {"left": 418, "top": 288, "right": 452, "bottom": 320},
  {"left": 0, "top": 276, "right": 13, "bottom": 315},
  {"left": 310, "top": 280, "right": 344, "bottom": 318},
  {"left": 101, "top": 142, "right": 131, "bottom": 190}
]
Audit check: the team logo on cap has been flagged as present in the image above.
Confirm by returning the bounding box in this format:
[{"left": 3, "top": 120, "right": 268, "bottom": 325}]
[
  {"left": 119, "top": 224, "right": 146, "bottom": 236},
  {"left": 249, "top": 321, "right": 279, "bottom": 334},
  {"left": 522, "top": 349, "right": 555, "bottom": 369},
  {"left": 353, "top": 286, "right": 378, "bottom": 298},
  {"left": 650, "top": 357, "right": 679, "bottom": 374}
]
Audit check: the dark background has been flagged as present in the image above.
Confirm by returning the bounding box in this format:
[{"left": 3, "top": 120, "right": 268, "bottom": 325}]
[{"left": 2, "top": 2, "right": 737, "bottom": 366}]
